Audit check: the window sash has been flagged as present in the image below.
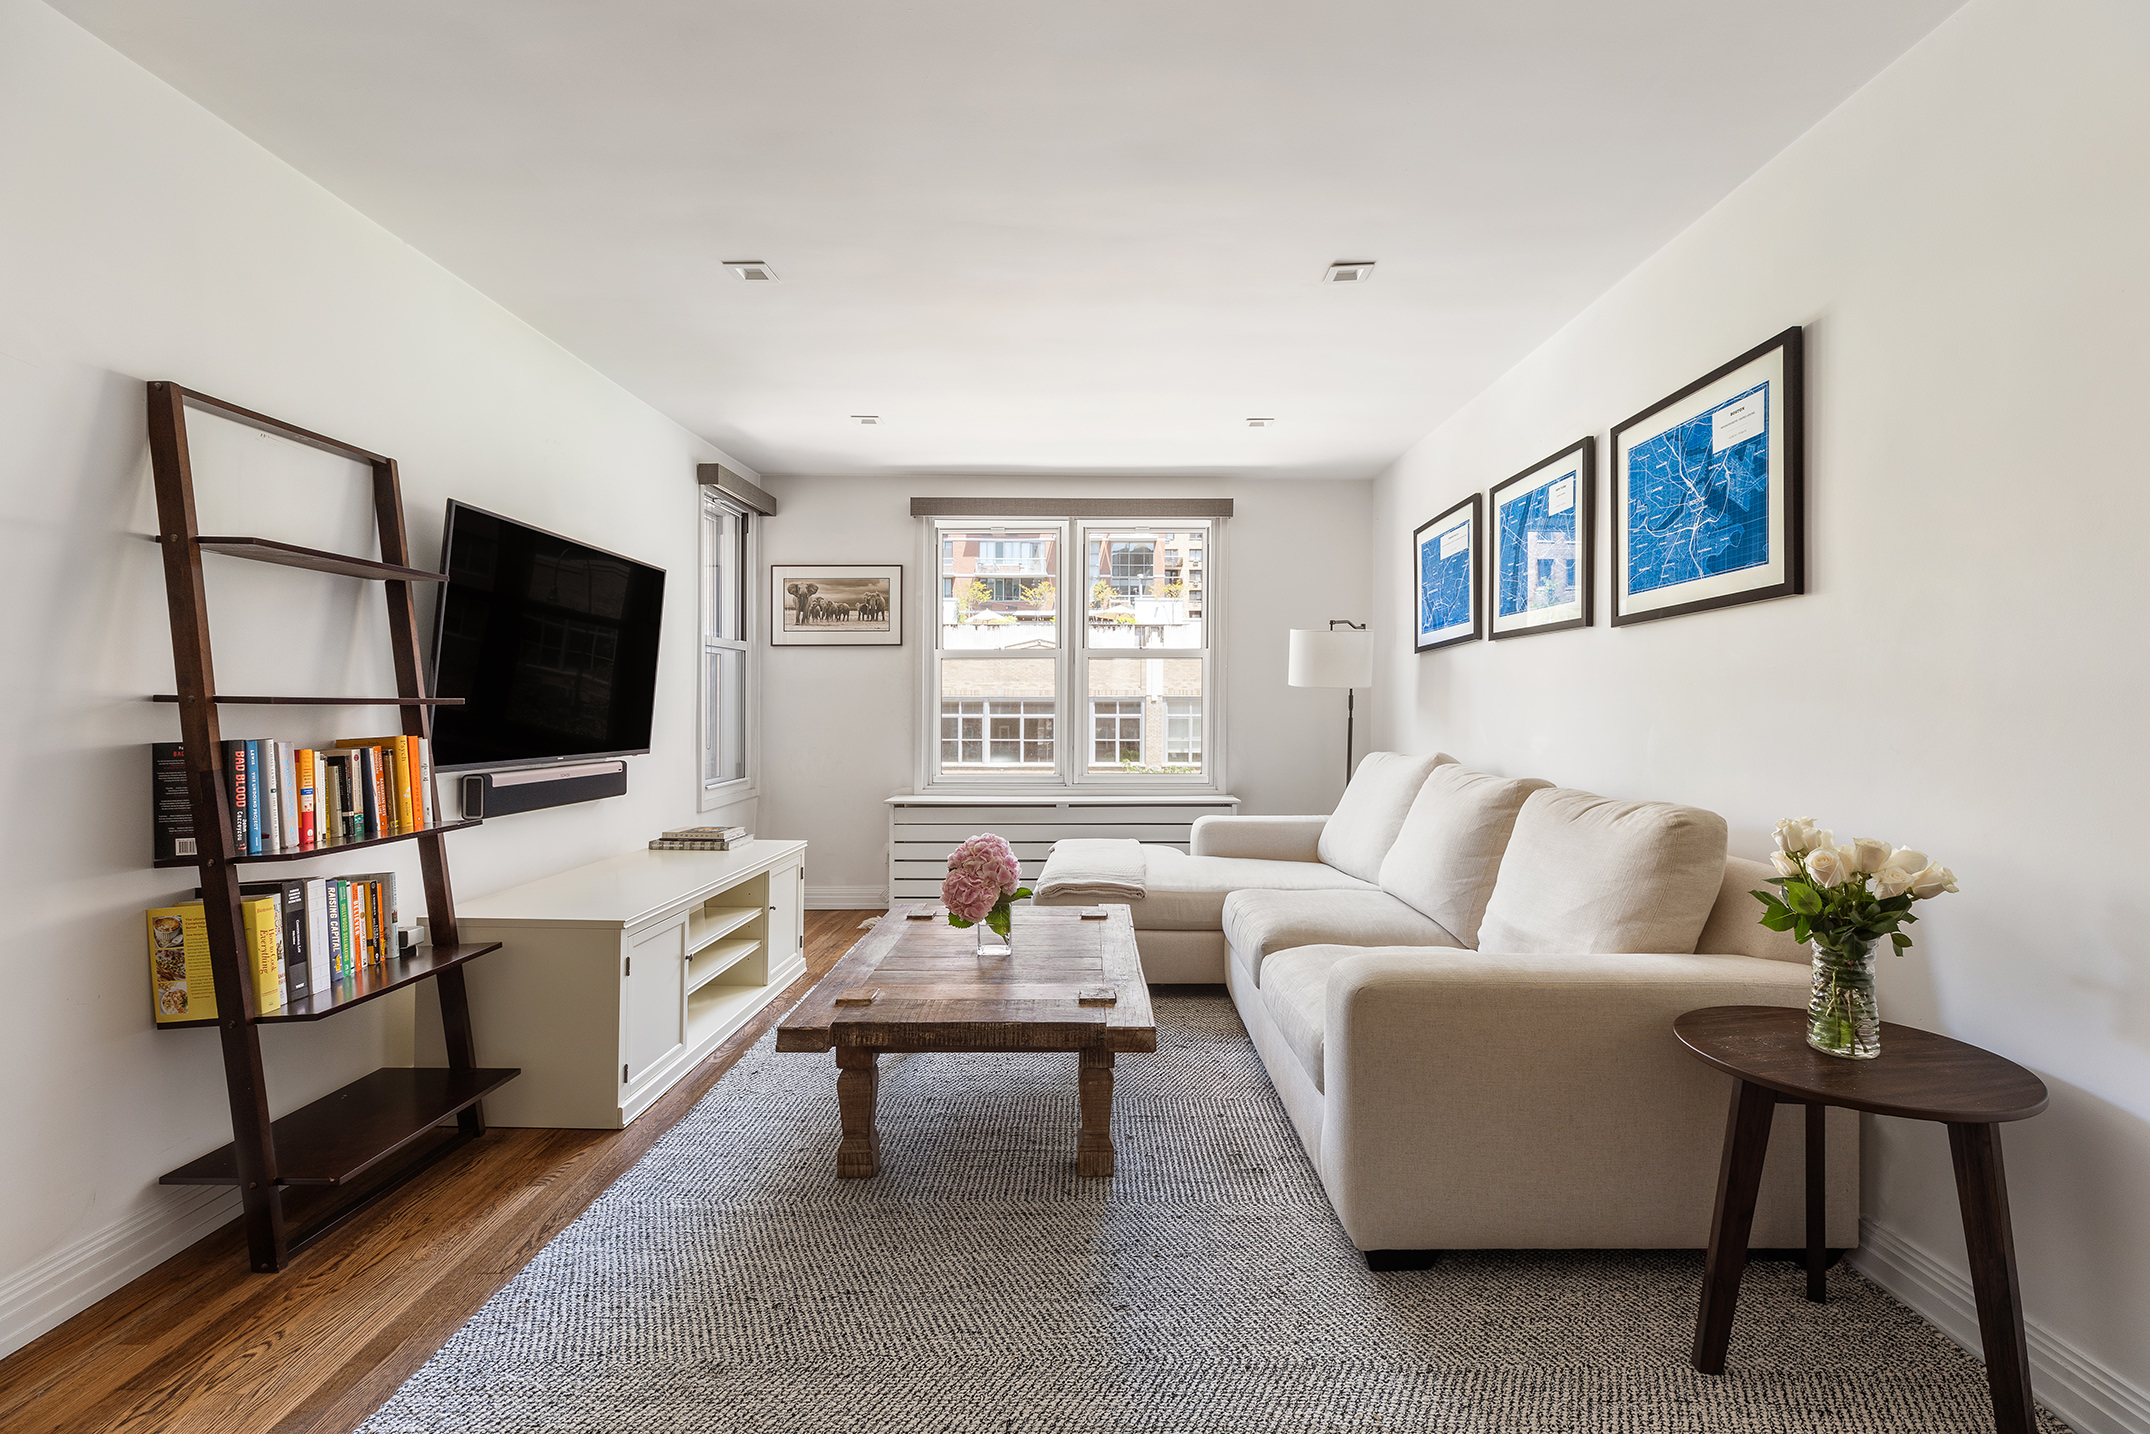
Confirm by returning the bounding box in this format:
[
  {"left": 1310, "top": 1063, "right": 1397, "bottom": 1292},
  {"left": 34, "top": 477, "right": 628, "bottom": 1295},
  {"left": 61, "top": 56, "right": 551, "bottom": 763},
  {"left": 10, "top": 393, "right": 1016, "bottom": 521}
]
[
  {"left": 701, "top": 493, "right": 751, "bottom": 793},
  {"left": 926, "top": 517, "right": 1215, "bottom": 790}
]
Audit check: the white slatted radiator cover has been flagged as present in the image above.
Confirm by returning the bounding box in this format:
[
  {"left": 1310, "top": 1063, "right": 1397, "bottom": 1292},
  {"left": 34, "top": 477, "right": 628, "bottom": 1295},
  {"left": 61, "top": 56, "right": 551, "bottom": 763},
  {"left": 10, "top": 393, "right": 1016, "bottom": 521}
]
[{"left": 885, "top": 794, "right": 1240, "bottom": 904}]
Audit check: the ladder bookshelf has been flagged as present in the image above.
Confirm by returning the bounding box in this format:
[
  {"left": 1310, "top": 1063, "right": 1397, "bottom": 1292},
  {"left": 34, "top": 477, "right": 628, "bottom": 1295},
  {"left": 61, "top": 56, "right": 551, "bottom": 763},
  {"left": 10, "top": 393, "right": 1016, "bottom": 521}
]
[{"left": 145, "top": 381, "right": 518, "bottom": 1272}]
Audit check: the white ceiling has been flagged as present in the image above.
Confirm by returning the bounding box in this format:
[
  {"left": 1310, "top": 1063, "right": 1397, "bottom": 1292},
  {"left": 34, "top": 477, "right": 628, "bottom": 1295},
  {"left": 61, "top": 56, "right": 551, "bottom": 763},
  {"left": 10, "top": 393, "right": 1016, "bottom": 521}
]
[{"left": 53, "top": 0, "right": 1962, "bottom": 480}]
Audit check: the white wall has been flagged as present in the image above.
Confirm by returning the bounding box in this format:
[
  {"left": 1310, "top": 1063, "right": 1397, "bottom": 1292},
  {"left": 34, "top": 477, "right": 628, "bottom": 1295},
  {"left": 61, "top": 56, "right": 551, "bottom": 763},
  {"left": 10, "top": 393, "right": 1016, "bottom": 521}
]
[
  {"left": 756, "top": 474, "right": 1373, "bottom": 900},
  {"left": 0, "top": 0, "right": 754, "bottom": 1355},
  {"left": 1368, "top": 0, "right": 2149, "bottom": 1424}
]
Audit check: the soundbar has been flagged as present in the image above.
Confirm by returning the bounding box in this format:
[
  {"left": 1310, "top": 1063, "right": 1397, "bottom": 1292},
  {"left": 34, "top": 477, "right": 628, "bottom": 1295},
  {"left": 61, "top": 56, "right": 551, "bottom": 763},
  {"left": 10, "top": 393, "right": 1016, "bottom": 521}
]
[{"left": 459, "top": 759, "right": 628, "bottom": 819}]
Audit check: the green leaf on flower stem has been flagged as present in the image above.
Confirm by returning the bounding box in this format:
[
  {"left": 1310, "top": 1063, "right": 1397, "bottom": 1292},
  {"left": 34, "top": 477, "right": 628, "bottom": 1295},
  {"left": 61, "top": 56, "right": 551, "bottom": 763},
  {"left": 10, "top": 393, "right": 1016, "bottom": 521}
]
[
  {"left": 1793, "top": 917, "right": 1811, "bottom": 944},
  {"left": 1786, "top": 883, "right": 1823, "bottom": 916},
  {"left": 946, "top": 913, "right": 975, "bottom": 928},
  {"left": 1759, "top": 909, "right": 1795, "bottom": 933},
  {"left": 1892, "top": 932, "right": 1913, "bottom": 951},
  {"left": 1011, "top": 887, "right": 1033, "bottom": 901}
]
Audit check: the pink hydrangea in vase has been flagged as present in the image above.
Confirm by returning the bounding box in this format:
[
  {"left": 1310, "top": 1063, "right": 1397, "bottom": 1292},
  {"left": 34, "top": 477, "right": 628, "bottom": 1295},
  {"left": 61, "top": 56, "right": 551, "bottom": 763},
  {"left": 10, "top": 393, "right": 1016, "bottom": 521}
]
[{"left": 942, "top": 833, "right": 1031, "bottom": 956}]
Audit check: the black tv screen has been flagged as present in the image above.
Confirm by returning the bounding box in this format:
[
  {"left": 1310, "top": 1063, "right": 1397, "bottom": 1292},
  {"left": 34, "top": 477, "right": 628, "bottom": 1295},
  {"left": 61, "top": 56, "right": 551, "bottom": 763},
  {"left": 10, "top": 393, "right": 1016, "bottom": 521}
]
[{"left": 427, "top": 501, "right": 666, "bottom": 771}]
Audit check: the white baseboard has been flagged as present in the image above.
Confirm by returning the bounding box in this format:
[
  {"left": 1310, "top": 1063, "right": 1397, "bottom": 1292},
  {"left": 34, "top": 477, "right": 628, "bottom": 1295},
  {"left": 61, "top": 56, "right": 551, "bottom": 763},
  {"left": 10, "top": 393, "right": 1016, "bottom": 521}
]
[
  {"left": 807, "top": 885, "right": 886, "bottom": 910},
  {"left": 1852, "top": 1218, "right": 2150, "bottom": 1434},
  {"left": 0, "top": 1185, "right": 239, "bottom": 1360}
]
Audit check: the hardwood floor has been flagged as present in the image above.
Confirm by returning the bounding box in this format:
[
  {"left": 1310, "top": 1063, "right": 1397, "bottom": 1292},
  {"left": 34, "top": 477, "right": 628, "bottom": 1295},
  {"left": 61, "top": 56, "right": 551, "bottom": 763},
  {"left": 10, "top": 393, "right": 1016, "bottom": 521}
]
[{"left": 0, "top": 910, "right": 877, "bottom": 1434}]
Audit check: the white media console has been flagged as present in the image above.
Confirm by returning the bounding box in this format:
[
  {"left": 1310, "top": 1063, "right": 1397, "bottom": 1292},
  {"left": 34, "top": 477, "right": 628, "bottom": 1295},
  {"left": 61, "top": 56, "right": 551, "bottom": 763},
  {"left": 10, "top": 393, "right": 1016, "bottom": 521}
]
[{"left": 417, "top": 840, "right": 808, "bottom": 1128}]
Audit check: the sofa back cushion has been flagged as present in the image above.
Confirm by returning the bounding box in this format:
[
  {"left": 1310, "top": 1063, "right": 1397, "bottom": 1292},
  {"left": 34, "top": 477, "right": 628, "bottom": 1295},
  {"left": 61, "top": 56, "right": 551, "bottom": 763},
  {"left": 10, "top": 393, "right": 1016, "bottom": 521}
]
[
  {"left": 1316, "top": 751, "right": 1452, "bottom": 883},
  {"left": 1476, "top": 787, "right": 1728, "bottom": 954},
  {"left": 1695, "top": 856, "right": 1808, "bottom": 963},
  {"left": 1376, "top": 764, "right": 1551, "bottom": 946}
]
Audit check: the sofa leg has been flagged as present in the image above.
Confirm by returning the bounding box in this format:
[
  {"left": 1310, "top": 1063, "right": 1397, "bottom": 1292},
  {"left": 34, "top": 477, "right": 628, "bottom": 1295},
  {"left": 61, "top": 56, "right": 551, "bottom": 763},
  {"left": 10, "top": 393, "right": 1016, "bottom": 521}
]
[{"left": 1363, "top": 1249, "right": 1442, "bottom": 1272}]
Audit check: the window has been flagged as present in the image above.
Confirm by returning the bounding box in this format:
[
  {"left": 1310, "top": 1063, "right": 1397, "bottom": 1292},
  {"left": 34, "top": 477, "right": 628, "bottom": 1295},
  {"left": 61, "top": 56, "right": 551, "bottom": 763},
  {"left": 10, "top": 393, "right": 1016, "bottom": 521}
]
[
  {"left": 925, "top": 517, "right": 1218, "bottom": 789},
  {"left": 700, "top": 492, "right": 751, "bottom": 793}
]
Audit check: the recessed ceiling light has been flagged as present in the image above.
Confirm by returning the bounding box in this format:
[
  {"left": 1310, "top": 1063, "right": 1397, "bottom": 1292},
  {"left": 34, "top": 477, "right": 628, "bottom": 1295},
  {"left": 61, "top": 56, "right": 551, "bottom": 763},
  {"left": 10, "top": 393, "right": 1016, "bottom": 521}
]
[
  {"left": 1322, "top": 261, "right": 1375, "bottom": 284},
  {"left": 1246, "top": 418, "right": 1273, "bottom": 428},
  {"left": 724, "top": 260, "right": 778, "bottom": 281},
  {"left": 851, "top": 414, "right": 880, "bottom": 425}
]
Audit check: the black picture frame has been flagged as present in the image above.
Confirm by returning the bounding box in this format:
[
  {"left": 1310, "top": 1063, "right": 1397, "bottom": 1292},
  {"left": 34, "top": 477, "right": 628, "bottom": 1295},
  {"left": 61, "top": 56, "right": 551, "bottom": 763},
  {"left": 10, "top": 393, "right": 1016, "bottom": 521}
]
[
  {"left": 770, "top": 564, "right": 904, "bottom": 646},
  {"left": 1412, "top": 492, "right": 1484, "bottom": 653},
  {"left": 1609, "top": 326, "right": 1804, "bottom": 626},
  {"left": 1488, "top": 436, "right": 1595, "bottom": 641}
]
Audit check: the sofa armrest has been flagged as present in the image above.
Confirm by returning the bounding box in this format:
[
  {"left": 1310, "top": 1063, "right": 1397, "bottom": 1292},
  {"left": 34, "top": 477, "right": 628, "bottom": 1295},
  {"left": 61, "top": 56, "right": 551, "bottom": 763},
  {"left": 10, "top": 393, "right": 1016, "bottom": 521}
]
[
  {"left": 1313, "top": 948, "right": 1845, "bottom": 1250},
  {"left": 1189, "top": 814, "right": 1327, "bottom": 861}
]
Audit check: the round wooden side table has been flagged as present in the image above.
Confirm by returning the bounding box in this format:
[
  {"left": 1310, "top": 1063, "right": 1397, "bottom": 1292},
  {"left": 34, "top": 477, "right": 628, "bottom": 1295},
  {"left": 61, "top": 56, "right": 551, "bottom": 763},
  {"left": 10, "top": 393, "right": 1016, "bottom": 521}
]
[{"left": 1674, "top": 1006, "right": 2049, "bottom": 1434}]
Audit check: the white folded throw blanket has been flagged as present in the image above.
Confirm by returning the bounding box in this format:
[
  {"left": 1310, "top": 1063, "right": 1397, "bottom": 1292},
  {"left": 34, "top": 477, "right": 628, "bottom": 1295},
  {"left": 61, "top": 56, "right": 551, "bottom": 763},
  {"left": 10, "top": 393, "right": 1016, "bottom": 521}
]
[{"left": 1034, "top": 838, "right": 1148, "bottom": 903}]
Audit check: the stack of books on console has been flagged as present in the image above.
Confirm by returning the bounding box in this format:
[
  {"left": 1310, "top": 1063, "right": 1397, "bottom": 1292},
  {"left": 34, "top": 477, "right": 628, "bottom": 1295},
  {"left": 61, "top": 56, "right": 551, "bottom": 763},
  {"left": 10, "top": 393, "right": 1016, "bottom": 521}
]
[
  {"left": 649, "top": 824, "right": 752, "bottom": 851},
  {"left": 151, "top": 735, "right": 438, "bottom": 861}
]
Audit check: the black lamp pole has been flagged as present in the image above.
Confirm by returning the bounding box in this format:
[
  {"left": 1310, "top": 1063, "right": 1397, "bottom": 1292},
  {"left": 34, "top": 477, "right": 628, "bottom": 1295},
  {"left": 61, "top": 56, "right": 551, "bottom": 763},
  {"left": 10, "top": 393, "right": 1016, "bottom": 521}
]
[{"left": 1330, "top": 619, "right": 1365, "bottom": 787}]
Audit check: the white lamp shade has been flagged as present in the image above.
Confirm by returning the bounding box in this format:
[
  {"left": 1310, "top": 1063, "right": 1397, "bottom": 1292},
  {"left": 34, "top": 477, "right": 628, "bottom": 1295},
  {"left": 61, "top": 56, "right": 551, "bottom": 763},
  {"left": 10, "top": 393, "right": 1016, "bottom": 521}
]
[{"left": 1288, "top": 628, "right": 1372, "bottom": 689}]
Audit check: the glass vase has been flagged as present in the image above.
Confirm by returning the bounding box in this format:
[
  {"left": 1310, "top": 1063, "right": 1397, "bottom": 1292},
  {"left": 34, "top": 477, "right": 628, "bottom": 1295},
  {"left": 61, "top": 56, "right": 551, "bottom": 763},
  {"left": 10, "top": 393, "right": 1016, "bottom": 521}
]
[
  {"left": 973, "top": 906, "right": 1013, "bottom": 958},
  {"left": 1807, "top": 936, "right": 1880, "bottom": 1059}
]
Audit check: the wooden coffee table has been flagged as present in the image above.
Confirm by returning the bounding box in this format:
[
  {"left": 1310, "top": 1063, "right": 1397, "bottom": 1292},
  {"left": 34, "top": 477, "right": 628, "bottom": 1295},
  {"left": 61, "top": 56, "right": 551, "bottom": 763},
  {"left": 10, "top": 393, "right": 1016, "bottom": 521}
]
[{"left": 776, "top": 902, "right": 1155, "bottom": 1178}]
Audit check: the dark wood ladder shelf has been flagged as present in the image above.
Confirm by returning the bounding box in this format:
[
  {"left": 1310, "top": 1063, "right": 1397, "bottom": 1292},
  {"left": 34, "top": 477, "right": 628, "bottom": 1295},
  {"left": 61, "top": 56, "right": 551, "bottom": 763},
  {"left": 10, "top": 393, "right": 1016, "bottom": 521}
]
[
  {"left": 151, "top": 694, "right": 466, "bottom": 706},
  {"left": 145, "top": 378, "right": 513, "bottom": 1273},
  {"left": 194, "top": 535, "right": 447, "bottom": 584},
  {"left": 151, "top": 818, "right": 483, "bottom": 868},
  {"left": 160, "top": 1067, "right": 519, "bottom": 1187}
]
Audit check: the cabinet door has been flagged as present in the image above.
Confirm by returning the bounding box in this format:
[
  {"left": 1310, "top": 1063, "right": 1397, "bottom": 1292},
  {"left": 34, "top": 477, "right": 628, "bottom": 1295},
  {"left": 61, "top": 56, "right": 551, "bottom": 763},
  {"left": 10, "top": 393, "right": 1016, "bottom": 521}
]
[
  {"left": 765, "top": 857, "right": 803, "bottom": 974},
  {"left": 623, "top": 918, "right": 685, "bottom": 1087}
]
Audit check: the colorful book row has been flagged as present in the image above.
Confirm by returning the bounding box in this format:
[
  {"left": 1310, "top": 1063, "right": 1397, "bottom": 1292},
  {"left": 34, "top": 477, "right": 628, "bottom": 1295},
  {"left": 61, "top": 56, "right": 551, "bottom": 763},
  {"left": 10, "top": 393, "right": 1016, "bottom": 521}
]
[
  {"left": 146, "top": 872, "right": 401, "bottom": 1024},
  {"left": 151, "top": 736, "right": 437, "bottom": 861}
]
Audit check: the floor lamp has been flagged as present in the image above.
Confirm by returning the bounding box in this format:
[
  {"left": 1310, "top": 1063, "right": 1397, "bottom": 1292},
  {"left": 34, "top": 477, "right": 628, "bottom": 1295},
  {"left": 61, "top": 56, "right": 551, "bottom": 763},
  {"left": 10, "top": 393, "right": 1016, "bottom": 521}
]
[{"left": 1288, "top": 621, "right": 1373, "bottom": 787}]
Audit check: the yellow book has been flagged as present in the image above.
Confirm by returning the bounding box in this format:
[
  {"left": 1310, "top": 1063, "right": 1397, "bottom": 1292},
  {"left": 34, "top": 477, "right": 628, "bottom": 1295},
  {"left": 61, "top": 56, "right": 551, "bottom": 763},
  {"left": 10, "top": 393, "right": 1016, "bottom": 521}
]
[
  {"left": 392, "top": 736, "right": 417, "bottom": 834},
  {"left": 242, "top": 895, "right": 285, "bottom": 1013},
  {"left": 147, "top": 902, "right": 216, "bottom": 1024}
]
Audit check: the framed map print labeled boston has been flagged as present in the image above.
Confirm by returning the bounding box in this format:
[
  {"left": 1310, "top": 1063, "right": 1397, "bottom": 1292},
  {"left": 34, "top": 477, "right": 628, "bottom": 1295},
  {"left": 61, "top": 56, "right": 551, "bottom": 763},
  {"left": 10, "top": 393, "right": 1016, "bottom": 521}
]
[
  {"left": 1610, "top": 326, "right": 1804, "bottom": 626},
  {"left": 771, "top": 564, "right": 903, "bottom": 646},
  {"left": 1413, "top": 493, "right": 1482, "bottom": 653},
  {"left": 1489, "top": 437, "right": 1594, "bottom": 640}
]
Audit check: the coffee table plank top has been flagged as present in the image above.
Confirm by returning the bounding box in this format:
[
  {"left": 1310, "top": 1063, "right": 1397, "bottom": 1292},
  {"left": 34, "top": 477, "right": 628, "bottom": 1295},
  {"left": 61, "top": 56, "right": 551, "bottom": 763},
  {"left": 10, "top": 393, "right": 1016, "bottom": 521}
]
[
  {"left": 777, "top": 903, "right": 1155, "bottom": 1054},
  {"left": 1674, "top": 1006, "right": 2048, "bottom": 1123}
]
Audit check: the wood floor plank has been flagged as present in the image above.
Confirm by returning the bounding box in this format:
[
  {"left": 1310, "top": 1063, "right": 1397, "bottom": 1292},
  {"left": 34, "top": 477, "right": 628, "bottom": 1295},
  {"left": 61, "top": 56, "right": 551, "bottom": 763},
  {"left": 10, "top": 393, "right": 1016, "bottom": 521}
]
[{"left": 0, "top": 909, "right": 873, "bottom": 1434}]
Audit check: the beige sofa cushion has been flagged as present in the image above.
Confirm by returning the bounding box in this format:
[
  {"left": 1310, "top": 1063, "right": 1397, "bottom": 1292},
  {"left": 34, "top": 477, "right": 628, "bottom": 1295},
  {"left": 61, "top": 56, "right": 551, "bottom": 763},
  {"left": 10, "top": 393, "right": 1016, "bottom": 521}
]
[
  {"left": 1696, "top": 856, "right": 1808, "bottom": 963},
  {"left": 1476, "top": 788, "right": 1728, "bottom": 955},
  {"left": 1257, "top": 944, "right": 1366, "bottom": 1092},
  {"left": 1376, "top": 764, "right": 1551, "bottom": 946},
  {"left": 1125, "top": 847, "right": 1373, "bottom": 931},
  {"left": 1315, "top": 751, "right": 1454, "bottom": 883},
  {"left": 1222, "top": 888, "right": 1461, "bottom": 986}
]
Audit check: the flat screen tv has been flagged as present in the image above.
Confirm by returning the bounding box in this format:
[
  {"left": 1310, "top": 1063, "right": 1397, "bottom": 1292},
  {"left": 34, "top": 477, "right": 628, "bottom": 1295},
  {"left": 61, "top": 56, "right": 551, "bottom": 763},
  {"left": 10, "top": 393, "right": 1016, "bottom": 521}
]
[{"left": 427, "top": 501, "right": 666, "bottom": 772}]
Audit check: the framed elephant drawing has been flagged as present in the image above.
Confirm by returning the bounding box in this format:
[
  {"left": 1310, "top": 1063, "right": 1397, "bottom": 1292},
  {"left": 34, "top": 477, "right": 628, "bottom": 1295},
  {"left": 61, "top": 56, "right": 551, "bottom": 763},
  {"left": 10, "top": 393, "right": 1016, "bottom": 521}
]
[{"left": 771, "top": 564, "right": 903, "bottom": 646}]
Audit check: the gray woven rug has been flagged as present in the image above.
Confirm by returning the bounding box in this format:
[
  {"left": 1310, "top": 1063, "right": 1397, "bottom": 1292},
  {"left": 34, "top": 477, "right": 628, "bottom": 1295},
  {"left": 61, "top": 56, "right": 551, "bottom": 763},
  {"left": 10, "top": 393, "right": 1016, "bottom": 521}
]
[{"left": 363, "top": 993, "right": 2068, "bottom": 1433}]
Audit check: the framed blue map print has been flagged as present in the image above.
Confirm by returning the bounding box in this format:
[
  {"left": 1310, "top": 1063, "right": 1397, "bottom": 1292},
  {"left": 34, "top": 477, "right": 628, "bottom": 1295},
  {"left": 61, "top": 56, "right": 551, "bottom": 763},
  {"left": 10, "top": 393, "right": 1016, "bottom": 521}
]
[
  {"left": 1489, "top": 437, "right": 1594, "bottom": 640},
  {"left": 1413, "top": 493, "right": 1482, "bottom": 653},
  {"left": 1610, "top": 326, "right": 1804, "bottom": 626}
]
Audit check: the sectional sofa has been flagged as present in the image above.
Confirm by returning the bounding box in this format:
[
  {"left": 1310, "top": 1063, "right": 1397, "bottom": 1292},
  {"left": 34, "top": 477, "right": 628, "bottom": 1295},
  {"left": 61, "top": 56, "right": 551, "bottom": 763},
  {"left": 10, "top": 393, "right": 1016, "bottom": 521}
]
[{"left": 1035, "top": 751, "right": 1857, "bottom": 1256}]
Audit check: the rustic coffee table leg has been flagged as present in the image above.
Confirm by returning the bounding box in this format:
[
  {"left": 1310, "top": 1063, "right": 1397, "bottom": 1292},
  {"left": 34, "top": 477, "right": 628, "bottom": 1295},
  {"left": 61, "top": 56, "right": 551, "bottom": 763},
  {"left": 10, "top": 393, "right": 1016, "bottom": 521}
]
[
  {"left": 835, "top": 1044, "right": 880, "bottom": 1178},
  {"left": 1949, "top": 1122, "right": 2037, "bottom": 1434},
  {"left": 1693, "top": 1077, "right": 1778, "bottom": 1374},
  {"left": 1078, "top": 1047, "right": 1115, "bottom": 1177},
  {"left": 1805, "top": 1101, "right": 1828, "bottom": 1303}
]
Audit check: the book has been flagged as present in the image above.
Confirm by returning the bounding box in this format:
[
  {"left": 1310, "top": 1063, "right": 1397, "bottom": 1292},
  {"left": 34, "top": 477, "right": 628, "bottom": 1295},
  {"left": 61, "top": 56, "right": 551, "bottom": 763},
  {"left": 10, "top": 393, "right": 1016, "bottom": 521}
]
[
  {"left": 373, "top": 746, "right": 393, "bottom": 836},
  {"left": 660, "top": 825, "right": 748, "bottom": 841},
  {"left": 321, "top": 751, "right": 350, "bottom": 846},
  {"left": 223, "top": 740, "right": 248, "bottom": 853},
  {"left": 303, "top": 876, "right": 331, "bottom": 995},
  {"left": 147, "top": 902, "right": 216, "bottom": 1024},
  {"left": 244, "top": 739, "right": 264, "bottom": 855},
  {"left": 297, "top": 748, "right": 317, "bottom": 851},
  {"left": 329, "top": 878, "right": 350, "bottom": 982},
  {"left": 416, "top": 736, "right": 436, "bottom": 828},
  {"left": 261, "top": 740, "right": 282, "bottom": 854},
  {"left": 278, "top": 743, "right": 300, "bottom": 852},
  {"left": 242, "top": 894, "right": 284, "bottom": 1012},
  {"left": 151, "top": 743, "right": 197, "bottom": 862},
  {"left": 350, "top": 871, "right": 398, "bottom": 967},
  {"left": 649, "top": 834, "right": 752, "bottom": 851},
  {"left": 391, "top": 736, "right": 417, "bottom": 834}
]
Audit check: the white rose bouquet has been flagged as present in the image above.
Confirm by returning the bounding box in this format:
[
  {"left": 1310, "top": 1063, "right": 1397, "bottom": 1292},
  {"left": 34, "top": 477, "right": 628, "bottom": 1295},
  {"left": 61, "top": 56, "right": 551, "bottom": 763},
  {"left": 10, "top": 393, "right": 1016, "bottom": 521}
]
[{"left": 1753, "top": 817, "right": 1959, "bottom": 1058}]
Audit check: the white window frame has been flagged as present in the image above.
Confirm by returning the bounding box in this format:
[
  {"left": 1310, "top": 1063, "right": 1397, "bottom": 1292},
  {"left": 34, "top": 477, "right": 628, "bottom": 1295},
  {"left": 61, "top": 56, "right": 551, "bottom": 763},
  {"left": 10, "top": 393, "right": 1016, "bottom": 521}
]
[
  {"left": 917, "top": 514, "right": 1225, "bottom": 795},
  {"left": 698, "top": 490, "right": 757, "bottom": 809}
]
